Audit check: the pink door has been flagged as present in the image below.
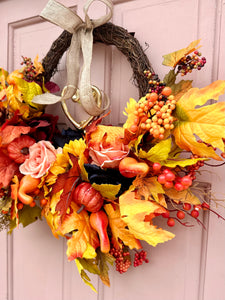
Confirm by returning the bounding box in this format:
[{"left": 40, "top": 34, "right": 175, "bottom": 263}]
[{"left": 0, "top": 0, "right": 225, "bottom": 299}]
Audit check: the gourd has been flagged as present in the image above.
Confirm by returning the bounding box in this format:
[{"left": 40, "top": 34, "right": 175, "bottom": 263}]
[
  {"left": 89, "top": 210, "right": 110, "bottom": 253},
  {"left": 18, "top": 175, "right": 41, "bottom": 205}
]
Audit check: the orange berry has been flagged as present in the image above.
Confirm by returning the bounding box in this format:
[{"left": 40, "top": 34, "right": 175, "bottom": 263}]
[
  {"left": 40, "top": 198, "right": 48, "bottom": 206},
  {"left": 148, "top": 93, "right": 158, "bottom": 102},
  {"left": 17, "top": 202, "right": 24, "bottom": 210},
  {"left": 30, "top": 201, "right": 36, "bottom": 208},
  {"left": 130, "top": 124, "right": 138, "bottom": 133},
  {"left": 161, "top": 87, "right": 172, "bottom": 96}
]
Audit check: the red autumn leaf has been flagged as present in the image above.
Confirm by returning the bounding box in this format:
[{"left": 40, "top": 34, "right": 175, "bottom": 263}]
[
  {"left": 0, "top": 110, "right": 22, "bottom": 131},
  {"left": 55, "top": 154, "right": 81, "bottom": 221},
  {"left": 85, "top": 111, "right": 110, "bottom": 143},
  {"left": 0, "top": 150, "right": 18, "bottom": 187},
  {"left": 0, "top": 125, "right": 31, "bottom": 145}
]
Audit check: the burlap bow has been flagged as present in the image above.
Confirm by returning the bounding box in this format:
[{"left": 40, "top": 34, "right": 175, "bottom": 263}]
[{"left": 32, "top": 0, "right": 113, "bottom": 117}]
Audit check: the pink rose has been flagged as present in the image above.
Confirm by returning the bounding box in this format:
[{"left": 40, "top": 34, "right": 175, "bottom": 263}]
[
  {"left": 88, "top": 125, "right": 129, "bottom": 168},
  {"left": 19, "top": 141, "right": 58, "bottom": 178}
]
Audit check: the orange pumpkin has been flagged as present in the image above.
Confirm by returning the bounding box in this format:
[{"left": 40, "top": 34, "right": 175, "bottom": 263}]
[{"left": 73, "top": 182, "right": 104, "bottom": 213}]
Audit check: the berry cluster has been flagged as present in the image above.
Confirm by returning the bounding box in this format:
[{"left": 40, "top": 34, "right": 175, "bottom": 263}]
[
  {"left": 134, "top": 250, "right": 149, "bottom": 267},
  {"left": 131, "top": 71, "right": 176, "bottom": 140},
  {"left": 176, "top": 50, "right": 206, "bottom": 76},
  {"left": 21, "top": 57, "right": 39, "bottom": 82},
  {"left": 153, "top": 163, "right": 193, "bottom": 191},
  {"left": 187, "top": 154, "right": 205, "bottom": 181},
  {"left": 110, "top": 246, "right": 131, "bottom": 274},
  {"left": 162, "top": 202, "right": 210, "bottom": 227}
]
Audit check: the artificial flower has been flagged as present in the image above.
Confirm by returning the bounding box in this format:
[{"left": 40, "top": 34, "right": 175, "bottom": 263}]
[
  {"left": 19, "top": 140, "right": 59, "bottom": 178},
  {"left": 88, "top": 125, "right": 129, "bottom": 168}
]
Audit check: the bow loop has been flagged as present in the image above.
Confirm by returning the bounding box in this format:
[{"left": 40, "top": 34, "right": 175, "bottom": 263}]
[{"left": 33, "top": 0, "right": 113, "bottom": 126}]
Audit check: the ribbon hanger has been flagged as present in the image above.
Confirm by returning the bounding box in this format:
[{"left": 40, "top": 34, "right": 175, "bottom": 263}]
[{"left": 33, "top": 0, "right": 113, "bottom": 128}]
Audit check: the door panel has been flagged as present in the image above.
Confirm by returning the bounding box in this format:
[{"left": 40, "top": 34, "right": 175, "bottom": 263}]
[{"left": 0, "top": 0, "right": 225, "bottom": 299}]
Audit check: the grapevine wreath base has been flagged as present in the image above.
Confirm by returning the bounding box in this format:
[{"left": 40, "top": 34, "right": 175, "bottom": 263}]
[{"left": 1, "top": 0, "right": 225, "bottom": 292}]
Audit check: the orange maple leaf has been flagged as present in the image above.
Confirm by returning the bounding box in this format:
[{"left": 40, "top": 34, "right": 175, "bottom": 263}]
[
  {"left": 104, "top": 203, "right": 142, "bottom": 250},
  {"left": 119, "top": 190, "right": 175, "bottom": 247},
  {"left": 59, "top": 202, "right": 100, "bottom": 261},
  {"left": 173, "top": 80, "right": 225, "bottom": 160}
]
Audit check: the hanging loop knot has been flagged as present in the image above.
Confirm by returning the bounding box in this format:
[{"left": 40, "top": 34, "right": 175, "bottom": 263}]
[{"left": 32, "top": 0, "right": 113, "bottom": 123}]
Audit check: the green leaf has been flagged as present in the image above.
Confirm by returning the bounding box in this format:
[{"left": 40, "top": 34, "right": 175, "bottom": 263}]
[
  {"left": 97, "top": 249, "right": 115, "bottom": 287},
  {"left": 92, "top": 183, "right": 121, "bottom": 200},
  {"left": 9, "top": 205, "right": 42, "bottom": 233},
  {"left": 163, "top": 69, "right": 176, "bottom": 87},
  {"left": 75, "top": 259, "right": 97, "bottom": 293},
  {"left": 0, "top": 197, "right": 12, "bottom": 211},
  {"left": 76, "top": 257, "right": 100, "bottom": 276},
  {"left": 14, "top": 77, "right": 44, "bottom": 110},
  {"left": 138, "top": 138, "right": 172, "bottom": 162}
]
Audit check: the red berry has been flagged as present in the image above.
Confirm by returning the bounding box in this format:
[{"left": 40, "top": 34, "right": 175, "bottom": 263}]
[
  {"left": 183, "top": 203, "right": 192, "bottom": 211},
  {"left": 157, "top": 174, "right": 166, "bottom": 184},
  {"left": 181, "top": 176, "right": 192, "bottom": 187},
  {"left": 152, "top": 162, "right": 162, "bottom": 173},
  {"left": 174, "top": 182, "right": 184, "bottom": 191},
  {"left": 162, "top": 211, "right": 170, "bottom": 218},
  {"left": 17, "top": 202, "right": 24, "bottom": 210},
  {"left": 191, "top": 209, "right": 199, "bottom": 218},
  {"left": 177, "top": 211, "right": 185, "bottom": 220},
  {"left": 202, "top": 202, "right": 210, "bottom": 210},
  {"left": 165, "top": 171, "right": 175, "bottom": 182},
  {"left": 29, "top": 201, "right": 36, "bottom": 208},
  {"left": 164, "top": 181, "right": 174, "bottom": 189},
  {"left": 167, "top": 218, "right": 175, "bottom": 227},
  {"left": 194, "top": 204, "right": 202, "bottom": 211},
  {"left": 163, "top": 168, "right": 170, "bottom": 174}
]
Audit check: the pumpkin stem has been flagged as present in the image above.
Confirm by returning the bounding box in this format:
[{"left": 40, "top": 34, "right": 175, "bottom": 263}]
[{"left": 77, "top": 204, "right": 85, "bottom": 214}]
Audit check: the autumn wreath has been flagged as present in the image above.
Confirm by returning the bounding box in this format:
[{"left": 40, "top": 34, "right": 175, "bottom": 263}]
[{"left": 1, "top": 0, "right": 225, "bottom": 291}]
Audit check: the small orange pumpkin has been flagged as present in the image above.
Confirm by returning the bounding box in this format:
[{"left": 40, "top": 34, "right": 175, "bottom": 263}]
[{"left": 73, "top": 182, "right": 104, "bottom": 213}]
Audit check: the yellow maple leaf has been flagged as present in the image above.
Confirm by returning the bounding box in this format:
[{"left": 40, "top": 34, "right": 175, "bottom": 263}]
[
  {"left": 46, "top": 138, "right": 88, "bottom": 186},
  {"left": 92, "top": 183, "right": 121, "bottom": 201},
  {"left": 104, "top": 203, "right": 142, "bottom": 249},
  {"left": 123, "top": 98, "right": 138, "bottom": 130},
  {"left": 14, "top": 77, "right": 44, "bottom": 110},
  {"left": 162, "top": 39, "right": 201, "bottom": 67},
  {"left": 119, "top": 190, "right": 175, "bottom": 247},
  {"left": 90, "top": 124, "right": 125, "bottom": 145},
  {"left": 173, "top": 80, "right": 225, "bottom": 160},
  {"left": 165, "top": 188, "right": 201, "bottom": 205},
  {"left": 132, "top": 177, "right": 166, "bottom": 206}
]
